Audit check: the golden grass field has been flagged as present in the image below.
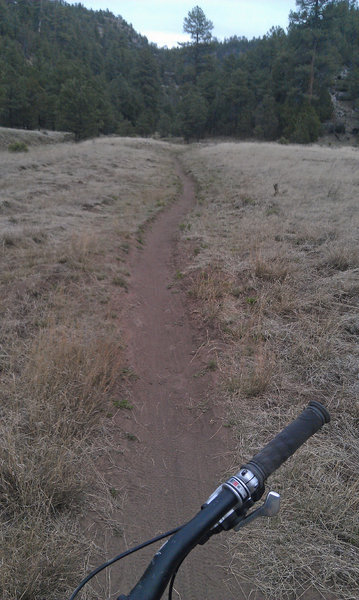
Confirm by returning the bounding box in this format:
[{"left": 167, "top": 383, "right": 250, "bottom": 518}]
[
  {"left": 1, "top": 134, "right": 358, "bottom": 599},
  {"left": 0, "top": 136, "right": 180, "bottom": 599},
  {"left": 179, "top": 141, "right": 359, "bottom": 600}
]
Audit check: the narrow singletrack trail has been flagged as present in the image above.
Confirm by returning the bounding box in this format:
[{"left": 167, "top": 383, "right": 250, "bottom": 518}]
[{"left": 106, "top": 158, "right": 244, "bottom": 600}]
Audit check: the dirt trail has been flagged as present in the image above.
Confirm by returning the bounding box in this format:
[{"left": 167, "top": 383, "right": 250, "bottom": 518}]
[{"left": 106, "top": 159, "right": 243, "bottom": 599}]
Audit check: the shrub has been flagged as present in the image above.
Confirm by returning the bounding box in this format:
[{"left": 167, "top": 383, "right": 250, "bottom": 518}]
[
  {"left": 290, "top": 105, "right": 322, "bottom": 144},
  {"left": 8, "top": 141, "right": 29, "bottom": 152}
]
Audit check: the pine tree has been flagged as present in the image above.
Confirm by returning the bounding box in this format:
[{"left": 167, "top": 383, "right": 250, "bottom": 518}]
[
  {"left": 183, "top": 6, "right": 213, "bottom": 45},
  {"left": 180, "top": 87, "right": 208, "bottom": 141},
  {"left": 254, "top": 94, "right": 280, "bottom": 140},
  {"left": 56, "top": 76, "right": 100, "bottom": 139},
  {"left": 222, "top": 67, "right": 254, "bottom": 136},
  {"left": 292, "top": 0, "right": 330, "bottom": 24},
  {"left": 290, "top": 102, "right": 322, "bottom": 142},
  {"left": 183, "top": 6, "right": 213, "bottom": 81},
  {"left": 290, "top": 0, "right": 332, "bottom": 102},
  {"left": 134, "top": 47, "right": 161, "bottom": 132}
]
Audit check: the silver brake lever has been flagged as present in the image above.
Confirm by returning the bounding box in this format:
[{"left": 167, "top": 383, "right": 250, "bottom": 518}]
[{"left": 234, "top": 491, "right": 281, "bottom": 532}]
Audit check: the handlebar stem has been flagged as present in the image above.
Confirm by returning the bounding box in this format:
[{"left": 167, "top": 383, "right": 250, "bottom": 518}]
[{"left": 123, "top": 486, "right": 242, "bottom": 600}]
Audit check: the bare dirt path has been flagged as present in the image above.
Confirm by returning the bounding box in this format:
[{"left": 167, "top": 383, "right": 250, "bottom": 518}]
[{"left": 105, "top": 158, "right": 243, "bottom": 600}]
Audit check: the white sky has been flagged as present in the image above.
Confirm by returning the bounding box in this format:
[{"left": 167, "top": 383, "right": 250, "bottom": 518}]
[{"left": 67, "top": 1, "right": 298, "bottom": 47}]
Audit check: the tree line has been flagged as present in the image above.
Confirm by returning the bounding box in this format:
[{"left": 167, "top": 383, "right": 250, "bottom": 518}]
[{"left": 0, "top": 0, "right": 358, "bottom": 141}]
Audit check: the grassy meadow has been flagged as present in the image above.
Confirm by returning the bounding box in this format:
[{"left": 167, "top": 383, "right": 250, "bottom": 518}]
[
  {"left": 1, "top": 134, "right": 358, "bottom": 600},
  {"left": 0, "top": 136, "right": 179, "bottom": 599},
  {"left": 179, "top": 141, "right": 359, "bottom": 600}
]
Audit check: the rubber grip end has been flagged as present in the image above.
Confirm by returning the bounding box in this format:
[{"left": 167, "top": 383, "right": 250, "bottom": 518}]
[{"left": 308, "top": 400, "right": 330, "bottom": 425}]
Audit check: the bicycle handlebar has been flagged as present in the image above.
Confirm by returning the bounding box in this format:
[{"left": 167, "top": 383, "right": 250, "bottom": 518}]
[
  {"left": 116, "top": 401, "right": 330, "bottom": 600},
  {"left": 242, "top": 400, "right": 330, "bottom": 487}
]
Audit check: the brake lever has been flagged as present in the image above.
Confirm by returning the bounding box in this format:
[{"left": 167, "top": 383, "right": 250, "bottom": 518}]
[{"left": 233, "top": 491, "right": 280, "bottom": 531}]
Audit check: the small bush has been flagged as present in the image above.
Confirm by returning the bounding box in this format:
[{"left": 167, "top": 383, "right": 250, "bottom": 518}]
[
  {"left": 8, "top": 141, "right": 29, "bottom": 153},
  {"left": 290, "top": 105, "right": 322, "bottom": 144}
]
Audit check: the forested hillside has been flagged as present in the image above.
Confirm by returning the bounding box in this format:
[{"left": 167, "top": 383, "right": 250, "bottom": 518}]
[{"left": 1, "top": 0, "right": 359, "bottom": 141}]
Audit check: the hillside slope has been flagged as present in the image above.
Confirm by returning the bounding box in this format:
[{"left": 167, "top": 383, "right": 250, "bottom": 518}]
[{"left": 0, "top": 0, "right": 359, "bottom": 142}]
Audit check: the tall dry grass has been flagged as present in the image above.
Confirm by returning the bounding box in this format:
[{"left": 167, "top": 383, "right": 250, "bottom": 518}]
[
  {"left": 0, "top": 136, "right": 180, "bottom": 599},
  {"left": 0, "top": 326, "right": 122, "bottom": 599},
  {"left": 178, "top": 141, "right": 359, "bottom": 600}
]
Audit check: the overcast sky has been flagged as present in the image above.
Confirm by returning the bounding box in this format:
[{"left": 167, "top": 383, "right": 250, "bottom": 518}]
[{"left": 67, "top": 1, "right": 298, "bottom": 47}]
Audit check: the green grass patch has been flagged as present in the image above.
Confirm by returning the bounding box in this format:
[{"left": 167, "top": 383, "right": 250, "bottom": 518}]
[{"left": 8, "top": 141, "right": 29, "bottom": 152}]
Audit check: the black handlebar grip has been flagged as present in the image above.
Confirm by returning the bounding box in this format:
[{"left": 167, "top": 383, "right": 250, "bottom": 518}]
[{"left": 243, "top": 401, "right": 330, "bottom": 485}]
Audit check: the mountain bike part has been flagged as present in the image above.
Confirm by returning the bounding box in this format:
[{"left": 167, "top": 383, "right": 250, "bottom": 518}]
[
  {"left": 242, "top": 400, "right": 330, "bottom": 485},
  {"left": 233, "top": 490, "right": 281, "bottom": 532},
  {"left": 116, "top": 401, "right": 329, "bottom": 600},
  {"left": 68, "top": 526, "right": 183, "bottom": 600}
]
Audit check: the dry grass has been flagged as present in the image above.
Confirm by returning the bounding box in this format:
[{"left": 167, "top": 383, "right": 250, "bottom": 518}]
[
  {"left": 178, "top": 141, "right": 359, "bottom": 600},
  {"left": 0, "top": 512, "right": 91, "bottom": 600},
  {"left": 0, "top": 328, "right": 120, "bottom": 599},
  {"left": 2, "top": 133, "right": 358, "bottom": 598},
  {"left": 187, "top": 265, "right": 233, "bottom": 323},
  {"left": 226, "top": 402, "right": 359, "bottom": 600},
  {"left": 0, "top": 136, "right": 180, "bottom": 599},
  {"left": 0, "top": 126, "right": 72, "bottom": 150}
]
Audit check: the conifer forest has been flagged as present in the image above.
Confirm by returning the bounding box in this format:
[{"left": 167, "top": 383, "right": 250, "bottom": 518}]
[{"left": 1, "top": 0, "right": 359, "bottom": 141}]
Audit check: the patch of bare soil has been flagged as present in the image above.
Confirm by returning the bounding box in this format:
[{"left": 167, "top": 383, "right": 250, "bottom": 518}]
[{"left": 95, "top": 161, "right": 242, "bottom": 600}]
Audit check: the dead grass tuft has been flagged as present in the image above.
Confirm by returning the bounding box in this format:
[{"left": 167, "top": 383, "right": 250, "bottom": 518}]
[
  {"left": 1, "top": 435, "right": 84, "bottom": 517},
  {"left": 57, "top": 232, "right": 99, "bottom": 271},
  {"left": 0, "top": 325, "right": 123, "bottom": 597},
  {"left": 224, "top": 343, "right": 274, "bottom": 399},
  {"left": 321, "top": 243, "right": 359, "bottom": 272},
  {"left": 1, "top": 226, "right": 48, "bottom": 249},
  {"left": 26, "top": 327, "right": 121, "bottom": 411},
  {"left": 240, "top": 350, "right": 274, "bottom": 398},
  {"left": 187, "top": 266, "right": 233, "bottom": 323},
  {"left": 253, "top": 253, "right": 289, "bottom": 282}
]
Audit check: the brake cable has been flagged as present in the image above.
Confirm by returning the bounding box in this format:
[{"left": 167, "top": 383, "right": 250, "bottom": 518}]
[
  {"left": 69, "top": 524, "right": 184, "bottom": 600},
  {"left": 167, "top": 555, "right": 186, "bottom": 600}
]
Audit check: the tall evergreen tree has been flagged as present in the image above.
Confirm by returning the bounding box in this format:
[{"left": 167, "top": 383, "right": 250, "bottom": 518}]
[
  {"left": 292, "top": 0, "right": 331, "bottom": 23},
  {"left": 180, "top": 87, "right": 208, "bottom": 141},
  {"left": 254, "top": 94, "right": 280, "bottom": 140},
  {"left": 290, "top": 0, "right": 333, "bottom": 102},
  {"left": 56, "top": 75, "right": 105, "bottom": 139},
  {"left": 183, "top": 5, "right": 213, "bottom": 45},
  {"left": 134, "top": 47, "right": 161, "bottom": 132},
  {"left": 222, "top": 66, "right": 254, "bottom": 136},
  {"left": 183, "top": 6, "right": 213, "bottom": 81}
]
